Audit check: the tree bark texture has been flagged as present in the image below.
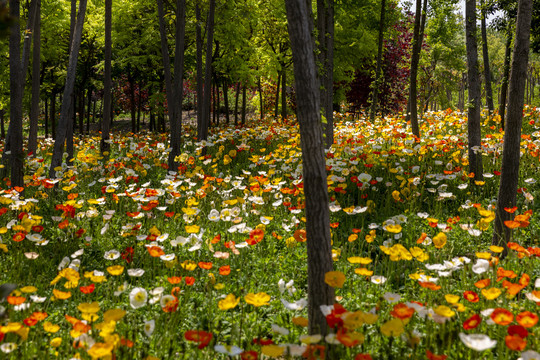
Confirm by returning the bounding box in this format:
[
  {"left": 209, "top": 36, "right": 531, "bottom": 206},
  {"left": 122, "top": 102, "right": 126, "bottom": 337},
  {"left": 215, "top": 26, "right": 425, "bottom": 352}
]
[
  {"left": 285, "top": 0, "right": 334, "bottom": 336},
  {"left": 100, "top": 0, "right": 111, "bottom": 154},
  {"left": 481, "top": 1, "right": 494, "bottom": 112},
  {"left": 493, "top": 0, "right": 532, "bottom": 249},
  {"left": 195, "top": 4, "right": 203, "bottom": 131},
  {"left": 9, "top": 0, "right": 24, "bottom": 187},
  {"left": 499, "top": 24, "right": 513, "bottom": 129},
  {"left": 28, "top": 0, "right": 41, "bottom": 155},
  {"left": 465, "top": 0, "right": 484, "bottom": 182},
  {"left": 199, "top": 0, "right": 215, "bottom": 141},
  {"left": 49, "top": 0, "right": 87, "bottom": 178},
  {"left": 317, "top": 0, "right": 334, "bottom": 148},
  {"left": 407, "top": 0, "right": 422, "bottom": 137}
]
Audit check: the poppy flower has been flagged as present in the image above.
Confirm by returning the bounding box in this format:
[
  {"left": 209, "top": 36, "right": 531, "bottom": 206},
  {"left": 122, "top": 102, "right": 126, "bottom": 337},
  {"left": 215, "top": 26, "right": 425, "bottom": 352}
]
[
  {"left": 12, "top": 231, "right": 26, "bottom": 242},
  {"left": 185, "top": 277, "right": 195, "bottom": 286},
  {"left": 245, "top": 292, "right": 271, "bottom": 307},
  {"left": 426, "top": 350, "right": 448, "bottom": 360},
  {"left": 507, "top": 325, "right": 528, "bottom": 338},
  {"left": 516, "top": 311, "right": 538, "bottom": 328},
  {"left": 324, "top": 271, "right": 346, "bottom": 288},
  {"left": 390, "top": 303, "right": 414, "bottom": 319},
  {"left": 463, "top": 314, "right": 481, "bottom": 330},
  {"left": 355, "top": 354, "right": 373, "bottom": 360},
  {"left": 293, "top": 229, "right": 307, "bottom": 242},
  {"left": 491, "top": 308, "right": 514, "bottom": 326},
  {"left": 79, "top": 284, "right": 95, "bottom": 294},
  {"left": 198, "top": 262, "right": 213, "bottom": 270},
  {"left": 184, "top": 330, "right": 213, "bottom": 349},
  {"left": 463, "top": 291, "right": 479, "bottom": 303},
  {"left": 219, "top": 265, "right": 231, "bottom": 276},
  {"left": 505, "top": 334, "right": 526, "bottom": 351},
  {"left": 247, "top": 228, "right": 264, "bottom": 245},
  {"left": 167, "top": 276, "right": 182, "bottom": 284}
]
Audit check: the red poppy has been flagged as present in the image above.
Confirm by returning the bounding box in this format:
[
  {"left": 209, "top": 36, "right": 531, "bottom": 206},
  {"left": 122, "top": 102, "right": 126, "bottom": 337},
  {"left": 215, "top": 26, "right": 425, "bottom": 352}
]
[
  {"left": 31, "top": 225, "right": 43, "bottom": 232},
  {"left": 23, "top": 317, "right": 38, "bottom": 327},
  {"left": 391, "top": 303, "right": 415, "bottom": 319},
  {"left": 240, "top": 351, "right": 258, "bottom": 360},
  {"left": 13, "top": 231, "right": 26, "bottom": 242},
  {"left": 426, "top": 350, "right": 448, "bottom": 360},
  {"left": 184, "top": 330, "right": 213, "bottom": 349},
  {"left": 80, "top": 284, "right": 95, "bottom": 294},
  {"left": 252, "top": 338, "right": 274, "bottom": 345},
  {"left": 355, "top": 354, "right": 373, "bottom": 360},
  {"left": 302, "top": 344, "right": 325, "bottom": 360},
  {"left": 185, "top": 277, "right": 195, "bottom": 286},
  {"left": 507, "top": 325, "right": 528, "bottom": 338},
  {"left": 336, "top": 328, "right": 362, "bottom": 347},
  {"left": 121, "top": 247, "right": 134, "bottom": 263},
  {"left": 463, "top": 291, "right": 479, "bottom": 303},
  {"left": 463, "top": 314, "right": 481, "bottom": 330},
  {"left": 247, "top": 228, "right": 264, "bottom": 245}
]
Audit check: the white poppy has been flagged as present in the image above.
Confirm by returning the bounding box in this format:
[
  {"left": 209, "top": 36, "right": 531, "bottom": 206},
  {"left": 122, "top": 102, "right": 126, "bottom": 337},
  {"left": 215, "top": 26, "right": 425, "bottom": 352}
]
[
  {"left": 271, "top": 324, "right": 290, "bottom": 335},
  {"left": 371, "top": 275, "right": 387, "bottom": 284},
  {"left": 458, "top": 333, "right": 497, "bottom": 351},
  {"left": 143, "top": 320, "right": 155, "bottom": 337},
  {"left": 127, "top": 268, "right": 145, "bottom": 277},
  {"left": 472, "top": 259, "right": 490, "bottom": 274},
  {"left": 214, "top": 345, "right": 243, "bottom": 356},
  {"left": 129, "top": 287, "right": 148, "bottom": 309},
  {"left": 104, "top": 249, "right": 120, "bottom": 260},
  {"left": 281, "top": 298, "right": 307, "bottom": 311}
]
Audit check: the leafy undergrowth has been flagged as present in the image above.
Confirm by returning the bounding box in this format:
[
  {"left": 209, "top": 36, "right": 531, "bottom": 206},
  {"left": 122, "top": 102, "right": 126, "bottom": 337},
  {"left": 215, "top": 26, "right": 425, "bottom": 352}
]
[{"left": 0, "top": 109, "right": 539, "bottom": 360}]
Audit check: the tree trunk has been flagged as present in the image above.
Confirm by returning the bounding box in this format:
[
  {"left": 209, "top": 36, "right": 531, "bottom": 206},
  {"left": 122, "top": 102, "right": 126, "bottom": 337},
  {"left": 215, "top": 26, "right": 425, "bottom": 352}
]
[
  {"left": 493, "top": 0, "right": 532, "bottom": 250},
  {"left": 465, "top": 0, "right": 483, "bottom": 182},
  {"left": 285, "top": 0, "right": 334, "bottom": 336},
  {"left": 215, "top": 76, "right": 220, "bottom": 126},
  {"left": 369, "top": 0, "right": 386, "bottom": 122},
  {"left": 275, "top": 71, "right": 281, "bottom": 118},
  {"left": 223, "top": 79, "right": 230, "bottom": 124},
  {"left": 45, "top": 96, "right": 49, "bottom": 138},
  {"left": 199, "top": 0, "right": 215, "bottom": 142},
  {"left": 79, "top": 89, "right": 85, "bottom": 135},
  {"left": 0, "top": 109, "right": 5, "bottom": 139},
  {"left": 136, "top": 84, "right": 142, "bottom": 132},
  {"left": 51, "top": 88, "right": 56, "bottom": 139},
  {"left": 406, "top": 0, "right": 422, "bottom": 137},
  {"left": 481, "top": 0, "right": 494, "bottom": 113},
  {"left": 28, "top": 0, "right": 41, "bottom": 155},
  {"left": 258, "top": 76, "right": 263, "bottom": 120},
  {"left": 499, "top": 24, "right": 513, "bottom": 129},
  {"left": 234, "top": 82, "right": 240, "bottom": 125},
  {"left": 8, "top": 0, "right": 24, "bottom": 187},
  {"left": 86, "top": 88, "right": 92, "bottom": 133},
  {"left": 317, "top": 0, "right": 334, "bottom": 148},
  {"left": 49, "top": 0, "right": 87, "bottom": 179},
  {"left": 195, "top": 4, "right": 203, "bottom": 132},
  {"left": 281, "top": 70, "right": 287, "bottom": 119},
  {"left": 241, "top": 83, "right": 247, "bottom": 125},
  {"left": 128, "top": 67, "right": 136, "bottom": 133},
  {"left": 100, "top": 0, "right": 112, "bottom": 155}
]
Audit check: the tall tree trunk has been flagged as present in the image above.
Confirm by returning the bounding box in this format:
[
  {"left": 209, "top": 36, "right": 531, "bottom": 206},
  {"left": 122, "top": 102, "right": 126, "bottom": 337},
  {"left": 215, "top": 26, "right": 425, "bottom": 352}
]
[
  {"left": 79, "top": 89, "right": 85, "bottom": 135},
  {"left": 195, "top": 4, "right": 203, "bottom": 131},
  {"left": 100, "top": 0, "right": 112, "bottom": 154},
  {"left": 0, "top": 109, "right": 5, "bottom": 139},
  {"left": 8, "top": 0, "right": 24, "bottom": 187},
  {"left": 282, "top": 70, "right": 287, "bottom": 119},
  {"left": 369, "top": 0, "right": 386, "bottom": 122},
  {"left": 465, "top": 0, "right": 483, "bottom": 182},
  {"left": 406, "top": 0, "right": 422, "bottom": 137},
  {"left": 86, "top": 88, "right": 91, "bottom": 133},
  {"left": 481, "top": 0, "right": 494, "bottom": 112},
  {"left": 215, "top": 76, "right": 220, "bottom": 126},
  {"left": 199, "top": 0, "right": 215, "bottom": 141},
  {"left": 234, "top": 82, "right": 240, "bottom": 125},
  {"left": 493, "top": 0, "right": 532, "bottom": 250},
  {"left": 241, "top": 83, "right": 247, "bottom": 125},
  {"left": 49, "top": 0, "right": 87, "bottom": 179},
  {"left": 285, "top": 0, "right": 334, "bottom": 336},
  {"left": 275, "top": 71, "right": 281, "bottom": 118},
  {"left": 51, "top": 88, "right": 56, "bottom": 139},
  {"left": 499, "top": 24, "right": 513, "bottom": 129},
  {"left": 28, "top": 0, "right": 41, "bottom": 155},
  {"left": 258, "top": 76, "right": 263, "bottom": 120},
  {"left": 317, "top": 0, "right": 334, "bottom": 148},
  {"left": 128, "top": 67, "right": 136, "bottom": 133},
  {"left": 136, "top": 84, "right": 142, "bottom": 132},
  {"left": 45, "top": 96, "right": 49, "bottom": 138},
  {"left": 223, "top": 79, "right": 230, "bottom": 124}
]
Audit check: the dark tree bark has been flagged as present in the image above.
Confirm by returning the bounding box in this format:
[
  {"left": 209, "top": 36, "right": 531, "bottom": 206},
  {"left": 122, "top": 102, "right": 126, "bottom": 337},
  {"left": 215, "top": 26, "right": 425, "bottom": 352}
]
[
  {"left": 369, "top": 0, "right": 386, "bottom": 122},
  {"left": 0, "top": 109, "right": 5, "bottom": 139},
  {"left": 8, "top": 0, "right": 24, "bottom": 187},
  {"left": 406, "top": 0, "right": 422, "bottom": 137},
  {"left": 223, "top": 79, "right": 230, "bottom": 124},
  {"left": 481, "top": 0, "right": 494, "bottom": 113},
  {"left": 49, "top": 0, "right": 87, "bottom": 179},
  {"left": 241, "top": 83, "right": 247, "bottom": 125},
  {"left": 198, "top": 0, "right": 215, "bottom": 141},
  {"left": 86, "top": 88, "right": 92, "bottom": 133},
  {"left": 136, "top": 84, "right": 142, "bottom": 132},
  {"left": 281, "top": 69, "right": 287, "bottom": 119},
  {"left": 317, "top": 0, "right": 334, "bottom": 148},
  {"left": 234, "top": 82, "right": 240, "bottom": 125},
  {"left": 128, "top": 67, "right": 136, "bottom": 133},
  {"left": 195, "top": 4, "right": 203, "bottom": 131},
  {"left": 465, "top": 0, "right": 484, "bottom": 182},
  {"left": 275, "top": 71, "right": 281, "bottom": 118},
  {"left": 51, "top": 88, "right": 56, "bottom": 139},
  {"left": 493, "top": 0, "right": 532, "bottom": 249},
  {"left": 28, "top": 0, "right": 40, "bottom": 155},
  {"left": 100, "top": 0, "right": 112, "bottom": 154},
  {"left": 285, "top": 0, "right": 334, "bottom": 336},
  {"left": 215, "top": 76, "right": 220, "bottom": 126},
  {"left": 499, "top": 24, "right": 513, "bottom": 129},
  {"left": 258, "top": 76, "right": 263, "bottom": 120}
]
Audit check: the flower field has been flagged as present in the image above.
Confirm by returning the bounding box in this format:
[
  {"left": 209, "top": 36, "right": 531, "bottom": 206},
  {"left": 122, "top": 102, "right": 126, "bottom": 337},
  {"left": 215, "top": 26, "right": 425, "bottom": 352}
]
[{"left": 0, "top": 110, "right": 539, "bottom": 359}]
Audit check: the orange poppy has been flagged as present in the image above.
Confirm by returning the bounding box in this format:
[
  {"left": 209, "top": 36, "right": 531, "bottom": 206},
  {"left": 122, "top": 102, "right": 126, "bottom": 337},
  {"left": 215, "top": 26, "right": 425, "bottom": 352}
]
[
  {"left": 518, "top": 273, "right": 530, "bottom": 286},
  {"left": 491, "top": 308, "right": 514, "bottom": 326},
  {"left": 211, "top": 234, "right": 221, "bottom": 244},
  {"left": 463, "top": 314, "right": 481, "bottom": 330},
  {"left": 198, "top": 262, "right": 213, "bottom": 270},
  {"left": 391, "top": 303, "right": 415, "bottom": 319},
  {"left": 12, "top": 231, "right": 26, "bottom": 242},
  {"left": 426, "top": 350, "right": 448, "bottom": 360},
  {"left": 167, "top": 276, "right": 182, "bottom": 284},
  {"left": 293, "top": 229, "right": 307, "bottom": 242},
  {"left": 185, "top": 277, "right": 195, "bottom": 286},
  {"left": 496, "top": 267, "right": 517, "bottom": 281},
  {"left": 474, "top": 278, "right": 491, "bottom": 289},
  {"left": 147, "top": 246, "right": 165, "bottom": 257},
  {"left": 219, "top": 265, "right": 231, "bottom": 276},
  {"left": 419, "top": 281, "right": 441, "bottom": 291},
  {"left": 6, "top": 295, "right": 26, "bottom": 305},
  {"left": 505, "top": 335, "right": 526, "bottom": 351},
  {"left": 516, "top": 311, "right": 538, "bottom": 328},
  {"left": 80, "top": 284, "right": 95, "bottom": 294},
  {"left": 502, "top": 281, "right": 524, "bottom": 296},
  {"left": 504, "top": 220, "right": 520, "bottom": 229},
  {"left": 463, "top": 291, "right": 479, "bottom": 303},
  {"left": 247, "top": 229, "right": 264, "bottom": 245}
]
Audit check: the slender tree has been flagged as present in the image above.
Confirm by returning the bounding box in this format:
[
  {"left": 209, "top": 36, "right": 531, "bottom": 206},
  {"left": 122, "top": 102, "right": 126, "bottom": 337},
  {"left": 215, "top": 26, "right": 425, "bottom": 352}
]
[
  {"left": 317, "top": 0, "right": 334, "bottom": 148},
  {"left": 406, "top": 0, "right": 422, "bottom": 137},
  {"left": 8, "top": 0, "right": 24, "bottom": 187},
  {"left": 49, "top": 0, "right": 87, "bottom": 179},
  {"left": 100, "top": 0, "right": 112, "bottom": 155},
  {"left": 285, "top": 0, "right": 334, "bottom": 336},
  {"left": 198, "top": 0, "right": 215, "bottom": 142},
  {"left": 27, "top": 0, "right": 40, "bottom": 155},
  {"left": 493, "top": 0, "right": 532, "bottom": 249},
  {"left": 499, "top": 23, "right": 513, "bottom": 128},
  {"left": 465, "top": 0, "right": 483, "bottom": 182},
  {"left": 480, "top": 0, "right": 494, "bottom": 113}
]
